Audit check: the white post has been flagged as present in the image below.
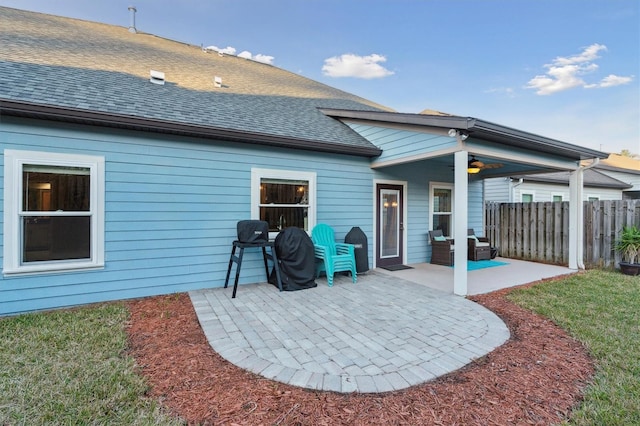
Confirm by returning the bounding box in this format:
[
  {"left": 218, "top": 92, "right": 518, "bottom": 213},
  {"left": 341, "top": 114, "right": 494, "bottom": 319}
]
[
  {"left": 454, "top": 150, "right": 468, "bottom": 295},
  {"left": 568, "top": 168, "right": 584, "bottom": 269}
]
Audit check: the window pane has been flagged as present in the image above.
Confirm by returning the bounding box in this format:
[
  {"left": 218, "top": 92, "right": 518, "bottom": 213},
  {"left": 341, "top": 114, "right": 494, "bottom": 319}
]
[
  {"left": 23, "top": 165, "right": 90, "bottom": 212},
  {"left": 433, "top": 188, "right": 451, "bottom": 213},
  {"left": 260, "top": 206, "right": 308, "bottom": 232},
  {"left": 433, "top": 215, "right": 450, "bottom": 236},
  {"left": 522, "top": 194, "right": 533, "bottom": 203},
  {"left": 381, "top": 190, "right": 399, "bottom": 257},
  {"left": 23, "top": 216, "right": 91, "bottom": 262},
  {"left": 553, "top": 195, "right": 563, "bottom": 202},
  {"left": 260, "top": 179, "right": 308, "bottom": 205}
]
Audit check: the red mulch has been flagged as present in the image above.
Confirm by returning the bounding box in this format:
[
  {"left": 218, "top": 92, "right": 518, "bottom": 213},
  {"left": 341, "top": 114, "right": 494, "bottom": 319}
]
[{"left": 126, "top": 281, "right": 594, "bottom": 425}]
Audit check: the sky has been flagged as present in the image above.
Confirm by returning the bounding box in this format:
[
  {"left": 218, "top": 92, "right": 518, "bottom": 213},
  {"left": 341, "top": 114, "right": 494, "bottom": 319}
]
[{"left": 2, "top": 0, "right": 639, "bottom": 155}]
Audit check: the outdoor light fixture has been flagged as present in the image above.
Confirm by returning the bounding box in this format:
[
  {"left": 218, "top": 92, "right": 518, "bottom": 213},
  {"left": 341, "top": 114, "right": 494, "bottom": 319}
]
[
  {"left": 448, "top": 129, "right": 469, "bottom": 140},
  {"left": 467, "top": 156, "right": 483, "bottom": 174}
]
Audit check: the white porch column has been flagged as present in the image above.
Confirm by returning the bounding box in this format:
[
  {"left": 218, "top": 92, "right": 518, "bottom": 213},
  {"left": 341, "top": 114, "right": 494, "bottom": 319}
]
[
  {"left": 568, "top": 168, "right": 584, "bottom": 270},
  {"left": 454, "top": 150, "right": 468, "bottom": 295}
]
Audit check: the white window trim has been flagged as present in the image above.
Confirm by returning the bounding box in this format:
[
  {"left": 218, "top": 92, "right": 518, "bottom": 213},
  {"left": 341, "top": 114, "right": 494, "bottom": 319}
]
[
  {"left": 251, "top": 168, "right": 316, "bottom": 238},
  {"left": 552, "top": 193, "right": 564, "bottom": 202},
  {"left": 3, "top": 150, "right": 105, "bottom": 275},
  {"left": 586, "top": 194, "right": 600, "bottom": 201},
  {"left": 429, "top": 181, "right": 454, "bottom": 237}
]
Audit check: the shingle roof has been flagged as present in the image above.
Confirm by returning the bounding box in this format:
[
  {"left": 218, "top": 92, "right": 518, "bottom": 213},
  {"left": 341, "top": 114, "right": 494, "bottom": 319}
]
[
  {"left": 510, "top": 169, "right": 632, "bottom": 189},
  {"left": 595, "top": 154, "right": 640, "bottom": 175},
  {"left": 0, "top": 6, "right": 388, "bottom": 156}
]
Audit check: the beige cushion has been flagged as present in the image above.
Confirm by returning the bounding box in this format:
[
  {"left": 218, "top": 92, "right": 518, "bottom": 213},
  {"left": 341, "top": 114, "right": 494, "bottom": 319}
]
[{"left": 476, "top": 242, "right": 490, "bottom": 247}]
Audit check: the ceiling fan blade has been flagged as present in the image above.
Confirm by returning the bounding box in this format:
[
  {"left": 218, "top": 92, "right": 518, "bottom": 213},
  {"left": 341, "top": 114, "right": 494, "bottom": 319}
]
[{"left": 482, "top": 163, "right": 503, "bottom": 169}]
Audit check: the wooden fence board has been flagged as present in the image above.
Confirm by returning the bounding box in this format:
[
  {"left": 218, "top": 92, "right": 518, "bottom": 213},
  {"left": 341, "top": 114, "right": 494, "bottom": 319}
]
[{"left": 485, "top": 200, "right": 640, "bottom": 268}]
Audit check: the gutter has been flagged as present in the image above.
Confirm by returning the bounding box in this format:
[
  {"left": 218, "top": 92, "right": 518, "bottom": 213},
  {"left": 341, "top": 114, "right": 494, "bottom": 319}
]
[{"left": 1, "top": 99, "right": 383, "bottom": 158}]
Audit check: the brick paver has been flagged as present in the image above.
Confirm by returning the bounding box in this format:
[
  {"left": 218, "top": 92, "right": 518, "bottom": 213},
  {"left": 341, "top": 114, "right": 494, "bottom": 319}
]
[{"left": 189, "top": 270, "right": 509, "bottom": 393}]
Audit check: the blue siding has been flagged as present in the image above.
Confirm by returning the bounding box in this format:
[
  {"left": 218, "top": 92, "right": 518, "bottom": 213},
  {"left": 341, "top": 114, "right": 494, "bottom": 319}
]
[
  {"left": 347, "top": 123, "right": 456, "bottom": 164},
  {"left": 0, "top": 118, "right": 375, "bottom": 315}
]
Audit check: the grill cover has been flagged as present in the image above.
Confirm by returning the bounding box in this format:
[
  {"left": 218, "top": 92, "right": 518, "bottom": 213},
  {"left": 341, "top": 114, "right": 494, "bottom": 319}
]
[
  {"left": 269, "top": 227, "right": 317, "bottom": 291},
  {"left": 237, "top": 220, "right": 269, "bottom": 243}
]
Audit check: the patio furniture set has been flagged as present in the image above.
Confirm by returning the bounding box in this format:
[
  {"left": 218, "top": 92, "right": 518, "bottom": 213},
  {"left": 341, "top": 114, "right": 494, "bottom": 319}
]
[{"left": 429, "top": 229, "right": 498, "bottom": 266}]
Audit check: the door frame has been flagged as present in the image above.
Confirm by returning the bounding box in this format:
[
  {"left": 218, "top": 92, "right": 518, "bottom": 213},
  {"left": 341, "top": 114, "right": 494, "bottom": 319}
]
[{"left": 373, "top": 179, "right": 408, "bottom": 268}]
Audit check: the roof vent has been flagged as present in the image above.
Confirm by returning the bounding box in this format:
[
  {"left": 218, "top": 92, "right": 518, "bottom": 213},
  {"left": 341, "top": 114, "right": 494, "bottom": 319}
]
[
  {"left": 127, "top": 6, "right": 137, "bottom": 33},
  {"left": 150, "top": 70, "right": 165, "bottom": 85},
  {"left": 214, "top": 76, "right": 222, "bottom": 88}
]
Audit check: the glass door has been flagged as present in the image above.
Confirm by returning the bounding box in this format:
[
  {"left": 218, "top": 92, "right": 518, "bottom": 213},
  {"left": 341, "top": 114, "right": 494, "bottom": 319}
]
[{"left": 376, "top": 184, "right": 403, "bottom": 267}]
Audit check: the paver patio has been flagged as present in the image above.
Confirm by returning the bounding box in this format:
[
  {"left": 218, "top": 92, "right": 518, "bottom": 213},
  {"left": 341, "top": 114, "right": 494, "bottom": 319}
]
[{"left": 191, "top": 259, "right": 574, "bottom": 393}]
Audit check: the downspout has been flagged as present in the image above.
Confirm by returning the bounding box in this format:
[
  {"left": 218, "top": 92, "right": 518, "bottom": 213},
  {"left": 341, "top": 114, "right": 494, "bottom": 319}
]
[
  {"left": 576, "top": 158, "right": 600, "bottom": 269},
  {"left": 510, "top": 178, "right": 524, "bottom": 202}
]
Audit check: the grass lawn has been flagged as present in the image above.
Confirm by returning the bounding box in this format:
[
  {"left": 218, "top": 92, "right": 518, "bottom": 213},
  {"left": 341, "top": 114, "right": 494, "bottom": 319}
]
[
  {"left": 0, "top": 303, "right": 182, "bottom": 425},
  {"left": 508, "top": 269, "right": 640, "bottom": 425}
]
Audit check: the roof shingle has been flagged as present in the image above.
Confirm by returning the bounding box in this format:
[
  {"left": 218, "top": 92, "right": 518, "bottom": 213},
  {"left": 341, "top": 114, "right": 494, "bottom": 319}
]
[{"left": 0, "top": 6, "right": 389, "bottom": 155}]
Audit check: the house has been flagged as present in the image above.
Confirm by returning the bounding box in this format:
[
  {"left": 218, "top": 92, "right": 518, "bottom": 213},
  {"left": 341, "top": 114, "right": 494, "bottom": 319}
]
[
  {"left": 484, "top": 169, "right": 632, "bottom": 203},
  {"left": 0, "top": 7, "right": 607, "bottom": 315},
  {"left": 594, "top": 154, "right": 640, "bottom": 199}
]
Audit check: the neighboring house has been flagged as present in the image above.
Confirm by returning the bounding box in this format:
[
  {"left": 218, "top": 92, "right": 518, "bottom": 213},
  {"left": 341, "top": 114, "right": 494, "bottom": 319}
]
[
  {"left": 0, "top": 7, "right": 607, "bottom": 315},
  {"left": 593, "top": 154, "right": 640, "bottom": 199},
  {"left": 484, "top": 169, "right": 632, "bottom": 203}
]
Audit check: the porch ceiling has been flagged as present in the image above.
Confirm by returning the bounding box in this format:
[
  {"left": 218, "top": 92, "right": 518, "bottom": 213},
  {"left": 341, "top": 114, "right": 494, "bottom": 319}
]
[{"left": 423, "top": 154, "right": 563, "bottom": 179}]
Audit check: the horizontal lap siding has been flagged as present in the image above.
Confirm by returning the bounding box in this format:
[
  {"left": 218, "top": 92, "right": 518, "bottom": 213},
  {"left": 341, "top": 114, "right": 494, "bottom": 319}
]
[
  {"left": 468, "top": 180, "right": 484, "bottom": 235},
  {"left": 483, "top": 178, "right": 511, "bottom": 203},
  {"left": 347, "top": 124, "right": 455, "bottom": 163},
  {"left": 0, "top": 119, "right": 374, "bottom": 315}
]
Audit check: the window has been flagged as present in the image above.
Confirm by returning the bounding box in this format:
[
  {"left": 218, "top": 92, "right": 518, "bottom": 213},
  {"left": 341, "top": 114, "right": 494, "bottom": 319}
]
[
  {"left": 251, "top": 168, "right": 316, "bottom": 237},
  {"left": 521, "top": 193, "right": 534, "bottom": 203},
  {"left": 429, "top": 182, "right": 453, "bottom": 236},
  {"left": 588, "top": 196, "right": 600, "bottom": 202},
  {"left": 3, "top": 150, "right": 105, "bottom": 275},
  {"left": 552, "top": 194, "right": 563, "bottom": 202}
]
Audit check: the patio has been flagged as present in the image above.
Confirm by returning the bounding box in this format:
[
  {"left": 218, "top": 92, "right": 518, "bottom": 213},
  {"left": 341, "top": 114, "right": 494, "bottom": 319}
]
[
  {"left": 377, "top": 257, "right": 576, "bottom": 295},
  {"left": 189, "top": 258, "right": 574, "bottom": 393}
]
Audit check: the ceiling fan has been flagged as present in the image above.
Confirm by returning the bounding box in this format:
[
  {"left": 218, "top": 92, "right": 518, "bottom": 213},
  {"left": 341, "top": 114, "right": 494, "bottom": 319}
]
[{"left": 467, "top": 156, "right": 503, "bottom": 174}]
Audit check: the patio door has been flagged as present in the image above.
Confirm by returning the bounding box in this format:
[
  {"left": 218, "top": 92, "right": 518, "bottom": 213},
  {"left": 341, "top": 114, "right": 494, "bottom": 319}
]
[{"left": 376, "top": 184, "right": 404, "bottom": 267}]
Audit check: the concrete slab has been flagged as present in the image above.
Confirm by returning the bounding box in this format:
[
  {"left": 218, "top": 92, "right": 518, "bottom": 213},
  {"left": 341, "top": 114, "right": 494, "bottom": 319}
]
[{"left": 375, "top": 257, "right": 575, "bottom": 295}]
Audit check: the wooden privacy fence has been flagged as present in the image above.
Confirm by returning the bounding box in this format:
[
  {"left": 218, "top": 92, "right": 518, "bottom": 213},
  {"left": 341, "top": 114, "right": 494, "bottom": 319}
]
[{"left": 485, "top": 200, "right": 640, "bottom": 268}]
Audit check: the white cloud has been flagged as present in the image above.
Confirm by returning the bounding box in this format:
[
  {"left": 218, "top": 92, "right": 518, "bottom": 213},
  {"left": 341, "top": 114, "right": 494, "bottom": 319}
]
[
  {"left": 238, "top": 51, "right": 275, "bottom": 65},
  {"left": 322, "top": 53, "right": 394, "bottom": 79},
  {"left": 553, "top": 43, "right": 606, "bottom": 66},
  {"left": 203, "top": 46, "right": 275, "bottom": 64},
  {"left": 525, "top": 43, "right": 633, "bottom": 95},
  {"left": 586, "top": 74, "right": 635, "bottom": 89},
  {"left": 253, "top": 54, "right": 275, "bottom": 65},
  {"left": 204, "top": 45, "right": 236, "bottom": 55}
]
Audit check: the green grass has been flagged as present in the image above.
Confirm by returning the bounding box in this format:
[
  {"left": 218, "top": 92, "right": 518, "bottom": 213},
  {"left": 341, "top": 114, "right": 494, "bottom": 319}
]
[
  {"left": 0, "top": 303, "right": 183, "bottom": 425},
  {"left": 508, "top": 269, "right": 640, "bottom": 425}
]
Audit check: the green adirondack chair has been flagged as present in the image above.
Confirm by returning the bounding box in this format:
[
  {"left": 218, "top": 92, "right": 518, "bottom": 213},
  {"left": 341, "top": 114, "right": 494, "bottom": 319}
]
[{"left": 311, "top": 224, "right": 357, "bottom": 286}]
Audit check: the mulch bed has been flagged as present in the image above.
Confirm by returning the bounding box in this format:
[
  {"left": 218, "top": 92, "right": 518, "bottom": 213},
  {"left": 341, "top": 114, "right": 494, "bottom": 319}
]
[{"left": 126, "top": 282, "right": 594, "bottom": 425}]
